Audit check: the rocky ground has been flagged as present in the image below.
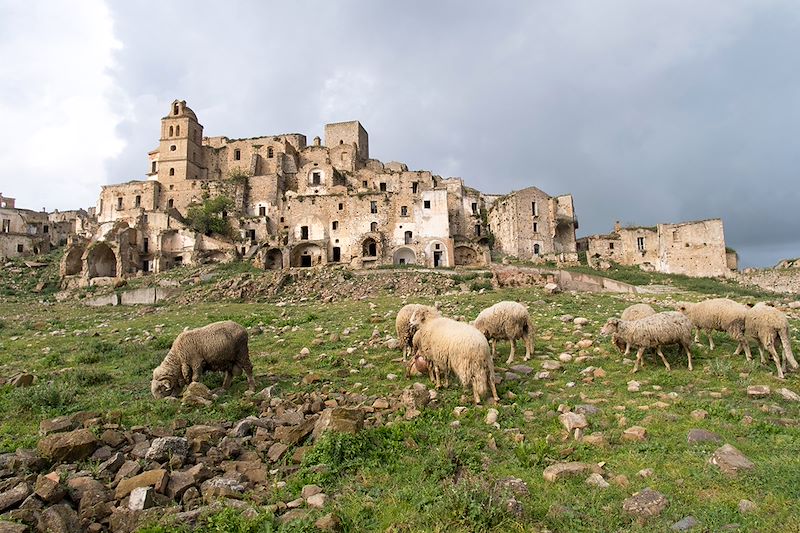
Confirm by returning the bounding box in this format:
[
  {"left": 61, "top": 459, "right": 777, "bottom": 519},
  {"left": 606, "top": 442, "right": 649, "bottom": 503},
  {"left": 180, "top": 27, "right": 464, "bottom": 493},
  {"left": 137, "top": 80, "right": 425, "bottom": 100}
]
[{"left": 0, "top": 259, "right": 799, "bottom": 531}]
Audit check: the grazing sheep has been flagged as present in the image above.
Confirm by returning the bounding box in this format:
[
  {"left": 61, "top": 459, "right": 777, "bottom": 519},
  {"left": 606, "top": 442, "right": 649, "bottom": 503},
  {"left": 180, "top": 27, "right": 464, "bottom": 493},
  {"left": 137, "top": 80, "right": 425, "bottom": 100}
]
[
  {"left": 151, "top": 321, "right": 255, "bottom": 399},
  {"left": 735, "top": 303, "right": 798, "bottom": 378},
  {"left": 675, "top": 298, "right": 748, "bottom": 352},
  {"left": 613, "top": 304, "right": 657, "bottom": 354},
  {"left": 409, "top": 307, "right": 499, "bottom": 404},
  {"left": 473, "top": 301, "right": 535, "bottom": 364},
  {"left": 395, "top": 304, "right": 440, "bottom": 360},
  {"left": 601, "top": 312, "right": 694, "bottom": 373}
]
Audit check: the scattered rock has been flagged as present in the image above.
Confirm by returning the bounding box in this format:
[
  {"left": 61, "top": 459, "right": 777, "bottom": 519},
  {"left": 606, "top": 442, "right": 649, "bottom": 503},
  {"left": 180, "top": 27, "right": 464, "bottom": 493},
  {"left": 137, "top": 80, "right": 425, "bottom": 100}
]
[
  {"left": 709, "top": 444, "right": 754, "bottom": 476},
  {"left": 510, "top": 365, "right": 533, "bottom": 375},
  {"left": 627, "top": 381, "right": 641, "bottom": 392},
  {"left": 145, "top": 437, "right": 188, "bottom": 463},
  {"left": 558, "top": 353, "right": 573, "bottom": 363},
  {"left": 485, "top": 409, "right": 499, "bottom": 426},
  {"left": 541, "top": 360, "right": 561, "bottom": 371},
  {"left": 738, "top": 499, "right": 757, "bottom": 514},
  {"left": 37, "top": 504, "right": 81, "bottom": 533},
  {"left": 778, "top": 388, "right": 800, "bottom": 402},
  {"left": 306, "top": 492, "right": 327, "bottom": 508},
  {"left": 671, "top": 515, "right": 698, "bottom": 531},
  {"left": 34, "top": 473, "right": 65, "bottom": 503},
  {"left": 747, "top": 385, "right": 770, "bottom": 398},
  {"left": 201, "top": 477, "right": 246, "bottom": 501},
  {"left": 559, "top": 412, "right": 588, "bottom": 433},
  {"left": 687, "top": 429, "right": 722, "bottom": 445},
  {"left": 114, "top": 469, "right": 169, "bottom": 499},
  {"left": 128, "top": 486, "right": 155, "bottom": 511},
  {"left": 622, "top": 488, "right": 669, "bottom": 519},
  {"left": 9, "top": 373, "right": 34, "bottom": 388},
  {"left": 622, "top": 426, "right": 647, "bottom": 442},
  {"left": 0, "top": 483, "right": 31, "bottom": 512},
  {"left": 312, "top": 408, "right": 364, "bottom": 441},
  {"left": 37, "top": 428, "right": 98, "bottom": 462},
  {"left": 543, "top": 462, "right": 601, "bottom": 482},
  {"left": 690, "top": 409, "right": 708, "bottom": 421},
  {"left": 314, "top": 513, "right": 342, "bottom": 532},
  {"left": 585, "top": 473, "right": 609, "bottom": 489}
]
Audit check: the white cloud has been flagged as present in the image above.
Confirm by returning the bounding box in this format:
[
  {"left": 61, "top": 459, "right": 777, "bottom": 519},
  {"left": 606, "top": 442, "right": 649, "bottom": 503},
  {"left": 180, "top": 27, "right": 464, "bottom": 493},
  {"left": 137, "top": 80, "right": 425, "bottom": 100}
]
[{"left": 0, "top": 0, "right": 125, "bottom": 211}]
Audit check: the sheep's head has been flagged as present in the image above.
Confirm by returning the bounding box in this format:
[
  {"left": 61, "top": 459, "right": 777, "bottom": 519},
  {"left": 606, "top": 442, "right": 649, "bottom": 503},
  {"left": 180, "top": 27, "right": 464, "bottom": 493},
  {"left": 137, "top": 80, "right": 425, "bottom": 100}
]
[
  {"left": 150, "top": 378, "right": 174, "bottom": 399},
  {"left": 675, "top": 302, "right": 692, "bottom": 314},
  {"left": 409, "top": 355, "right": 429, "bottom": 376},
  {"left": 409, "top": 307, "right": 435, "bottom": 329},
  {"left": 599, "top": 318, "right": 620, "bottom": 336}
]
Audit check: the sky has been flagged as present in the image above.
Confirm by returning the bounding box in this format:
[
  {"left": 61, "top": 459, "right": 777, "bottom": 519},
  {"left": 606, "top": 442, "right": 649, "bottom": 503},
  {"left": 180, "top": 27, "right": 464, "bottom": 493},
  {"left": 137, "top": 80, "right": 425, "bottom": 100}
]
[{"left": 1, "top": 0, "right": 798, "bottom": 268}]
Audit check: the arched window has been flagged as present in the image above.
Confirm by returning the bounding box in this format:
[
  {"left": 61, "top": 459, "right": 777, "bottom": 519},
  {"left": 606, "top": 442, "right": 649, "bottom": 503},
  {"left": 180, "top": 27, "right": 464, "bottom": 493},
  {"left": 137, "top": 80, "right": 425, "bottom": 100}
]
[
  {"left": 173, "top": 103, "right": 179, "bottom": 115},
  {"left": 176, "top": 125, "right": 180, "bottom": 136},
  {"left": 169, "top": 168, "right": 175, "bottom": 176},
  {"left": 267, "top": 147, "right": 274, "bottom": 158},
  {"left": 370, "top": 221, "right": 378, "bottom": 232},
  {"left": 534, "top": 244, "right": 540, "bottom": 256},
  {"left": 169, "top": 125, "right": 174, "bottom": 137}
]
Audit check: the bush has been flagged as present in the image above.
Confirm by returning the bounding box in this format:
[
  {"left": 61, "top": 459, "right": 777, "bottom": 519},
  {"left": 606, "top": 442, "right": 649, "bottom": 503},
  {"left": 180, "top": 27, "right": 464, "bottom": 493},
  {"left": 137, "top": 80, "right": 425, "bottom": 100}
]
[
  {"left": 186, "top": 196, "right": 235, "bottom": 238},
  {"left": 469, "top": 281, "right": 493, "bottom": 292}
]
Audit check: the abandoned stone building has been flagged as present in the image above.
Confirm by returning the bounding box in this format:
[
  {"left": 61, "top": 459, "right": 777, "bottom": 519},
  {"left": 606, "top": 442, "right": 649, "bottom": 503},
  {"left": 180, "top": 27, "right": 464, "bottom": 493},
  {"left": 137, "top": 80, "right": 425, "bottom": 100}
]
[
  {"left": 576, "top": 219, "right": 737, "bottom": 278},
  {"left": 62, "top": 99, "right": 577, "bottom": 285}
]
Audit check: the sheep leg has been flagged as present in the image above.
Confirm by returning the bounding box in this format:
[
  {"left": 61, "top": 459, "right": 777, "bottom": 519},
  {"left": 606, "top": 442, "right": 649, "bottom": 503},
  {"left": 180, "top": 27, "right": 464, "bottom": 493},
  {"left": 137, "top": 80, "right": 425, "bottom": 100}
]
[
  {"left": 656, "top": 347, "right": 672, "bottom": 371},
  {"left": 443, "top": 365, "right": 450, "bottom": 388},
  {"left": 472, "top": 382, "right": 481, "bottom": 405},
  {"left": 488, "top": 367, "right": 499, "bottom": 402},
  {"left": 525, "top": 330, "right": 534, "bottom": 359},
  {"left": 490, "top": 339, "right": 497, "bottom": 358},
  {"left": 632, "top": 347, "right": 645, "bottom": 373},
  {"left": 623, "top": 342, "right": 630, "bottom": 357},
  {"left": 779, "top": 327, "right": 798, "bottom": 370},
  {"left": 707, "top": 331, "right": 715, "bottom": 351},
  {"left": 694, "top": 330, "right": 700, "bottom": 343},
  {"left": 506, "top": 340, "right": 516, "bottom": 365},
  {"left": 758, "top": 345, "right": 766, "bottom": 364},
  {"left": 738, "top": 340, "right": 753, "bottom": 362},
  {"left": 766, "top": 342, "right": 784, "bottom": 379},
  {"left": 683, "top": 342, "right": 693, "bottom": 371},
  {"left": 222, "top": 370, "right": 233, "bottom": 389}
]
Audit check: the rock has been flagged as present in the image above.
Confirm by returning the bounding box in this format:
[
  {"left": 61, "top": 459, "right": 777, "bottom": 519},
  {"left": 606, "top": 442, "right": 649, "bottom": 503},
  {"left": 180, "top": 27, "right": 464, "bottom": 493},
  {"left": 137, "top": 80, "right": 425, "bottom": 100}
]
[
  {"left": 747, "top": 385, "right": 770, "bottom": 398},
  {"left": 737, "top": 499, "right": 757, "bottom": 514},
  {"left": 201, "top": 477, "right": 246, "bottom": 501},
  {"left": 37, "top": 428, "right": 98, "bottom": 462},
  {"left": 558, "top": 353, "right": 573, "bottom": 363},
  {"left": 690, "top": 409, "right": 708, "bottom": 421},
  {"left": 627, "top": 380, "right": 641, "bottom": 392},
  {"left": 306, "top": 492, "right": 327, "bottom": 508},
  {"left": 622, "top": 488, "right": 669, "bottom": 519},
  {"left": 535, "top": 371, "right": 551, "bottom": 380},
  {"left": 286, "top": 498, "right": 304, "bottom": 509},
  {"left": 114, "top": 469, "right": 169, "bottom": 499},
  {"left": 386, "top": 339, "right": 400, "bottom": 350},
  {"left": 267, "top": 443, "right": 289, "bottom": 463},
  {"left": 299, "top": 347, "right": 310, "bottom": 357},
  {"left": 145, "top": 437, "right": 188, "bottom": 462},
  {"left": 559, "top": 412, "right": 588, "bottom": 433},
  {"left": 543, "top": 462, "right": 601, "bottom": 482},
  {"left": 496, "top": 478, "right": 529, "bottom": 497},
  {"left": 182, "top": 382, "right": 214, "bottom": 406},
  {"left": 278, "top": 508, "right": 310, "bottom": 525},
  {"left": 400, "top": 388, "right": 430, "bottom": 410},
  {"left": 9, "top": 373, "right": 34, "bottom": 388},
  {"left": 778, "top": 388, "right": 800, "bottom": 402},
  {"left": 637, "top": 468, "right": 654, "bottom": 478},
  {"left": 372, "top": 398, "right": 389, "bottom": 409},
  {"left": 612, "top": 474, "right": 630, "bottom": 487},
  {"left": 504, "top": 372, "right": 520, "bottom": 381},
  {"left": 453, "top": 406, "right": 468, "bottom": 417},
  {"left": 275, "top": 417, "right": 317, "bottom": 446},
  {"left": 671, "top": 516, "right": 699, "bottom": 531},
  {"left": 37, "top": 504, "right": 81, "bottom": 533},
  {"left": 622, "top": 426, "right": 647, "bottom": 442},
  {"left": 709, "top": 444, "right": 755, "bottom": 476},
  {"left": 0, "top": 483, "right": 31, "bottom": 512},
  {"left": 585, "top": 473, "right": 609, "bottom": 489},
  {"left": 128, "top": 486, "right": 155, "bottom": 511},
  {"left": 485, "top": 409, "right": 499, "bottom": 426},
  {"left": 314, "top": 513, "right": 342, "bottom": 532},
  {"left": 541, "top": 360, "right": 561, "bottom": 371},
  {"left": 0, "top": 520, "right": 27, "bottom": 532},
  {"left": 544, "top": 283, "right": 560, "bottom": 294},
  {"left": 576, "top": 339, "right": 594, "bottom": 350},
  {"left": 574, "top": 317, "right": 589, "bottom": 326},
  {"left": 34, "top": 473, "right": 65, "bottom": 503},
  {"left": 312, "top": 408, "right": 364, "bottom": 441},
  {"left": 510, "top": 365, "right": 533, "bottom": 375},
  {"left": 301, "top": 484, "right": 322, "bottom": 500},
  {"left": 687, "top": 429, "right": 722, "bottom": 445},
  {"left": 166, "top": 464, "right": 212, "bottom": 500}
]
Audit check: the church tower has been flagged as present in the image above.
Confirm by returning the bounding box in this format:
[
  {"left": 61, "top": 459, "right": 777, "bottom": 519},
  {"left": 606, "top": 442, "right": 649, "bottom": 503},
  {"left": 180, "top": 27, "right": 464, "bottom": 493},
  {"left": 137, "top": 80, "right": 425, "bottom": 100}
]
[{"left": 156, "top": 100, "right": 204, "bottom": 184}]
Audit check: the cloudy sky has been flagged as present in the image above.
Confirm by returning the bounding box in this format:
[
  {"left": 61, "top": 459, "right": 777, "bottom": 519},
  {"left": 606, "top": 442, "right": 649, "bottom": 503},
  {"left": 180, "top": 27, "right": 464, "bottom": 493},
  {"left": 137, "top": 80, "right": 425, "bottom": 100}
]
[{"left": 1, "top": 0, "right": 798, "bottom": 267}]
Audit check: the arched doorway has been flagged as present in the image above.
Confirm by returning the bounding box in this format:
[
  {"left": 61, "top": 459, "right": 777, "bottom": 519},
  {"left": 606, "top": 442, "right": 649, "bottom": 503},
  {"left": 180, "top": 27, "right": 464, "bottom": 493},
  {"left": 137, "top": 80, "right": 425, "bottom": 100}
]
[
  {"left": 393, "top": 247, "right": 416, "bottom": 266},
  {"left": 63, "top": 245, "right": 84, "bottom": 275},
  {"left": 265, "top": 248, "right": 283, "bottom": 270},
  {"left": 291, "top": 243, "right": 323, "bottom": 267},
  {"left": 454, "top": 246, "right": 478, "bottom": 266},
  {"left": 362, "top": 237, "right": 377, "bottom": 257},
  {"left": 87, "top": 243, "right": 117, "bottom": 278}
]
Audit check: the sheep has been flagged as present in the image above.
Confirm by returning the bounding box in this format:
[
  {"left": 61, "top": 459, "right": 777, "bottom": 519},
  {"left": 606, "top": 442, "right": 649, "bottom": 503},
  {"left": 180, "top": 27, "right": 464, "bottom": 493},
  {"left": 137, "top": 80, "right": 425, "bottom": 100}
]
[
  {"left": 600, "top": 312, "right": 694, "bottom": 373},
  {"left": 395, "top": 304, "right": 440, "bottom": 361},
  {"left": 613, "top": 304, "right": 657, "bottom": 354},
  {"left": 734, "top": 303, "right": 798, "bottom": 378},
  {"left": 675, "top": 298, "right": 748, "bottom": 352},
  {"left": 151, "top": 320, "right": 255, "bottom": 399},
  {"left": 472, "top": 301, "right": 535, "bottom": 365},
  {"left": 409, "top": 307, "right": 499, "bottom": 404}
]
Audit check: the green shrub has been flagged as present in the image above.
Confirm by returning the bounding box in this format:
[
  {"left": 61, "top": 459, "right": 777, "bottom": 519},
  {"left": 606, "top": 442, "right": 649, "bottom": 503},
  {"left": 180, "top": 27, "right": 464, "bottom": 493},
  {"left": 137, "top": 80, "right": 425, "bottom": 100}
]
[
  {"left": 469, "top": 281, "right": 493, "bottom": 292},
  {"left": 186, "top": 196, "right": 235, "bottom": 238}
]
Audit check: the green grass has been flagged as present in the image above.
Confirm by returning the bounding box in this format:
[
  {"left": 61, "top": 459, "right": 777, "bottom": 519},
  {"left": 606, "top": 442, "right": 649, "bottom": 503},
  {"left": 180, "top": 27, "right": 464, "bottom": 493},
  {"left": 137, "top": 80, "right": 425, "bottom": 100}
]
[{"left": 0, "top": 264, "right": 798, "bottom": 531}]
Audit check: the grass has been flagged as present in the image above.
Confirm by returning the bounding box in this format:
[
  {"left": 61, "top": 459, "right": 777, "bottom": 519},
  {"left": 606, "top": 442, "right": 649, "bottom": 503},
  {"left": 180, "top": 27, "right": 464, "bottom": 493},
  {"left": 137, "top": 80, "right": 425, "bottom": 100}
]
[{"left": 0, "top": 263, "right": 798, "bottom": 531}]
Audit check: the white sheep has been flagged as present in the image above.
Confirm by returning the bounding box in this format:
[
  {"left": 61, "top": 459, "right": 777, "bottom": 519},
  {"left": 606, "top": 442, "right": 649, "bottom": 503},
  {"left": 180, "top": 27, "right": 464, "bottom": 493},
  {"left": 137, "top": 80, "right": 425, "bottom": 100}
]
[
  {"left": 601, "top": 312, "right": 694, "bottom": 373},
  {"left": 675, "top": 298, "right": 748, "bottom": 352},
  {"left": 409, "top": 307, "right": 499, "bottom": 404},
  {"left": 734, "top": 303, "right": 798, "bottom": 378},
  {"left": 613, "top": 303, "right": 656, "bottom": 354},
  {"left": 472, "top": 301, "right": 535, "bottom": 364},
  {"left": 395, "top": 303, "right": 440, "bottom": 361},
  {"left": 151, "top": 320, "right": 255, "bottom": 398}
]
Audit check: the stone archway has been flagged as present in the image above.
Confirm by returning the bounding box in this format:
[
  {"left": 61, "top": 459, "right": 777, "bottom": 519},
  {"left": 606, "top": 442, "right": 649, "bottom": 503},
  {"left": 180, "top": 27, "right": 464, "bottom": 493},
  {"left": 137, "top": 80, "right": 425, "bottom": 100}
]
[
  {"left": 393, "top": 247, "right": 416, "bottom": 266},
  {"left": 454, "top": 246, "right": 478, "bottom": 266},
  {"left": 265, "top": 248, "right": 283, "bottom": 270},
  {"left": 63, "top": 245, "right": 84, "bottom": 276},
  {"left": 87, "top": 243, "right": 117, "bottom": 278},
  {"left": 291, "top": 243, "right": 323, "bottom": 267},
  {"left": 362, "top": 237, "right": 377, "bottom": 258}
]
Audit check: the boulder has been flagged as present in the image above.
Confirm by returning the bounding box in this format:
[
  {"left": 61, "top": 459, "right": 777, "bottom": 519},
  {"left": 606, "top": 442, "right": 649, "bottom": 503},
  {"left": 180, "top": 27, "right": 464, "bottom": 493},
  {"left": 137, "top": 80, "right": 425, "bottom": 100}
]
[
  {"left": 312, "top": 408, "right": 364, "bottom": 441},
  {"left": 686, "top": 429, "right": 722, "bottom": 445},
  {"left": 543, "top": 462, "right": 601, "bottom": 482},
  {"left": 0, "top": 483, "right": 31, "bottom": 512},
  {"left": 37, "top": 429, "right": 98, "bottom": 463},
  {"left": 274, "top": 417, "right": 317, "bottom": 446},
  {"left": 128, "top": 487, "right": 155, "bottom": 511},
  {"left": 34, "top": 474, "right": 65, "bottom": 503},
  {"left": 200, "top": 477, "right": 246, "bottom": 501},
  {"left": 37, "top": 504, "right": 81, "bottom": 533},
  {"left": 114, "top": 469, "right": 169, "bottom": 499},
  {"left": 708, "top": 444, "right": 754, "bottom": 476},
  {"left": 145, "top": 437, "right": 188, "bottom": 463},
  {"left": 622, "top": 488, "right": 669, "bottom": 519}
]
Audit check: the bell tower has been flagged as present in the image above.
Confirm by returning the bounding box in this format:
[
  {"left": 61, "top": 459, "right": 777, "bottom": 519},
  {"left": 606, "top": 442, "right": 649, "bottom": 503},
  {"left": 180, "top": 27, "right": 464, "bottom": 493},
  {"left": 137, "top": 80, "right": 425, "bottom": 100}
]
[{"left": 156, "top": 100, "right": 204, "bottom": 184}]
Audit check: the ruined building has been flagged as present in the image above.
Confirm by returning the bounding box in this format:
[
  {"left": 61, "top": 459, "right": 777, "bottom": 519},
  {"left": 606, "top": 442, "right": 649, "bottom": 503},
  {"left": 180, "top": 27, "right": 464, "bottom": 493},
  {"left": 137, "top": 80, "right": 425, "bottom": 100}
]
[
  {"left": 62, "top": 100, "right": 577, "bottom": 285},
  {"left": 577, "top": 219, "right": 737, "bottom": 278}
]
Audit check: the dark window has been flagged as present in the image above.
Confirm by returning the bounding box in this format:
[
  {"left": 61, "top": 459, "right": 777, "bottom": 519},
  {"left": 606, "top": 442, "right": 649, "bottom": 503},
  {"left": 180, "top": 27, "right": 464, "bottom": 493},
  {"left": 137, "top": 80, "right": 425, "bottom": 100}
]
[
  {"left": 412, "top": 182, "right": 418, "bottom": 194},
  {"left": 144, "top": 238, "right": 149, "bottom": 253},
  {"left": 221, "top": 211, "right": 227, "bottom": 219},
  {"left": 17, "top": 244, "right": 23, "bottom": 253},
  {"left": 43, "top": 225, "right": 49, "bottom": 234},
  {"left": 637, "top": 237, "right": 645, "bottom": 252},
  {"left": 1, "top": 220, "right": 8, "bottom": 233},
  {"left": 400, "top": 206, "right": 408, "bottom": 217},
  {"left": 362, "top": 180, "right": 368, "bottom": 188},
  {"left": 168, "top": 199, "right": 174, "bottom": 208},
  {"left": 117, "top": 197, "right": 123, "bottom": 209},
  {"left": 173, "top": 103, "right": 179, "bottom": 115},
  {"left": 424, "top": 200, "right": 431, "bottom": 209},
  {"left": 609, "top": 242, "right": 614, "bottom": 250},
  {"left": 332, "top": 221, "right": 338, "bottom": 230},
  {"left": 267, "top": 146, "right": 274, "bottom": 158},
  {"left": 176, "top": 125, "right": 180, "bottom": 136},
  {"left": 280, "top": 217, "right": 284, "bottom": 223},
  {"left": 142, "top": 260, "right": 149, "bottom": 273},
  {"left": 379, "top": 182, "right": 387, "bottom": 192},
  {"left": 338, "top": 203, "right": 343, "bottom": 210},
  {"left": 248, "top": 229, "right": 256, "bottom": 241},
  {"left": 170, "top": 145, "right": 176, "bottom": 151},
  {"left": 135, "top": 195, "right": 141, "bottom": 208},
  {"left": 370, "top": 221, "right": 378, "bottom": 232},
  {"left": 234, "top": 149, "right": 241, "bottom": 161},
  {"left": 332, "top": 247, "right": 341, "bottom": 262},
  {"left": 312, "top": 171, "right": 321, "bottom": 185},
  {"left": 259, "top": 206, "right": 266, "bottom": 216},
  {"left": 169, "top": 168, "right": 175, "bottom": 176},
  {"left": 301, "top": 226, "right": 309, "bottom": 240},
  {"left": 370, "top": 201, "right": 377, "bottom": 214},
  {"left": 301, "top": 255, "right": 312, "bottom": 267},
  {"left": 534, "top": 244, "right": 540, "bottom": 255},
  {"left": 169, "top": 125, "right": 174, "bottom": 136},
  {"left": 151, "top": 161, "right": 157, "bottom": 173},
  {"left": 475, "top": 225, "right": 481, "bottom": 236},
  {"left": 533, "top": 222, "right": 538, "bottom": 233},
  {"left": 404, "top": 231, "right": 413, "bottom": 244},
  {"left": 531, "top": 201, "right": 538, "bottom": 216},
  {"left": 471, "top": 202, "right": 477, "bottom": 214}
]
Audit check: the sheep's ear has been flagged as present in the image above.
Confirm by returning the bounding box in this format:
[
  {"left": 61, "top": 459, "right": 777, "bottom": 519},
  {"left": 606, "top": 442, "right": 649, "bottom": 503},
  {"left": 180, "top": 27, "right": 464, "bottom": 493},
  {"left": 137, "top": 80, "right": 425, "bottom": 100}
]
[{"left": 161, "top": 380, "right": 172, "bottom": 391}]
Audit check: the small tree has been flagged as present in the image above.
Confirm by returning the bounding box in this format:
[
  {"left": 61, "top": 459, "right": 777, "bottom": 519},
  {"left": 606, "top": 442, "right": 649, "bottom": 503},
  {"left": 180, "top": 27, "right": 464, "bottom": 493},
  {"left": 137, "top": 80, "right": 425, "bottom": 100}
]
[{"left": 186, "top": 196, "right": 234, "bottom": 238}]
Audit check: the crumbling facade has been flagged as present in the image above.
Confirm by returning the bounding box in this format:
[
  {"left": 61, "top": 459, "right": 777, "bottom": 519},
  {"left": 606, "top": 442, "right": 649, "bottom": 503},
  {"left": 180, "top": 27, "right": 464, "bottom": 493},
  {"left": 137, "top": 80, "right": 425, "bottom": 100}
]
[
  {"left": 63, "top": 100, "right": 577, "bottom": 285},
  {"left": 577, "top": 219, "right": 735, "bottom": 278}
]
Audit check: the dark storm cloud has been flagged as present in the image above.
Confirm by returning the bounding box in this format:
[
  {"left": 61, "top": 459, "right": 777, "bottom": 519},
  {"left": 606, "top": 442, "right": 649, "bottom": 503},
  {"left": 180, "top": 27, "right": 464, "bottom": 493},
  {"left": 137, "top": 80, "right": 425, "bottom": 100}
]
[{"left": 5, "top": 1, "right": 797, "bottom": 267}]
